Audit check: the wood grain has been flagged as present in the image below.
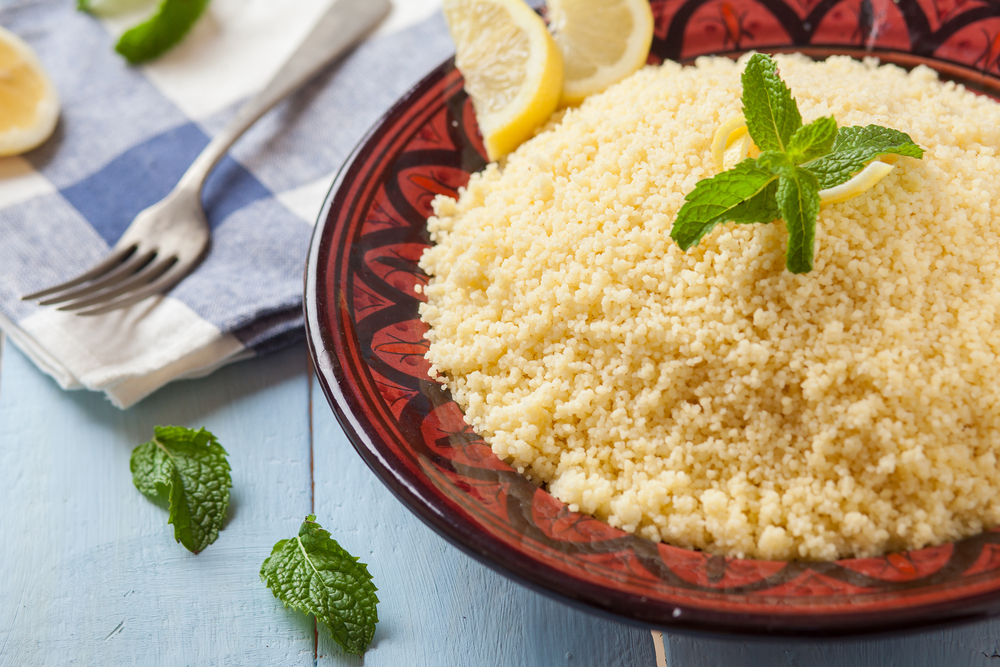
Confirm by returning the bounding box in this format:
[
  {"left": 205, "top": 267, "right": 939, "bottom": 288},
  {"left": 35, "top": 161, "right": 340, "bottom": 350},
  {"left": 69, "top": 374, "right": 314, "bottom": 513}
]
[
  {"left": 0, "top": 338, "right": 657, "bottom": 666},
  {"left": 0, "top": 339, "right": 315, "bottom": 666}
]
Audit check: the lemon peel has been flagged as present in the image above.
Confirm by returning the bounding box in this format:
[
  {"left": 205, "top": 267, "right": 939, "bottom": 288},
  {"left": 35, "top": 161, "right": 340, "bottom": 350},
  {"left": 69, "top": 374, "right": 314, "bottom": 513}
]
[
  {"left": 818, "top": 160, "right": 894, "bottom": 204},
  {"left": 711, "top": 115, "right": 749, "bottom": 170}
]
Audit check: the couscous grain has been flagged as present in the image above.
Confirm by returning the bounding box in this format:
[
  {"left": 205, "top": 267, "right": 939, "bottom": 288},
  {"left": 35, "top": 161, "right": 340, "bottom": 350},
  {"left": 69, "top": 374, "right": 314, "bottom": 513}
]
[{"left": 418, "top": 54, "right": 1000, "bottom": 560}]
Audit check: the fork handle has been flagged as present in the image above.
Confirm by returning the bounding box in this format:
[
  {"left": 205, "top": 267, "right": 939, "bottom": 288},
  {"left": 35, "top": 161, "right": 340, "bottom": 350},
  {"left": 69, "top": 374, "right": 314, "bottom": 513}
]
[{"left": 176, "top": 0, "right": 392, "bottom": 194}]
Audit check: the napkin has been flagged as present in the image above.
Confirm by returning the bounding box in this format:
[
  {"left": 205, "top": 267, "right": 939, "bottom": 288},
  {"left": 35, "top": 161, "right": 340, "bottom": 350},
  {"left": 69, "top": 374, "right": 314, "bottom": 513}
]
[{"left": 0, "top": 0, "right": 452, "bottom": 408}]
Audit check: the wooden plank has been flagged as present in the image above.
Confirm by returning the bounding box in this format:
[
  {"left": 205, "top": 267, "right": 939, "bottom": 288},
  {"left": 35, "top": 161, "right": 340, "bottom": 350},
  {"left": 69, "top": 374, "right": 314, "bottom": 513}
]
[
  {"left": 666, "top": 625, "right": 1000, "bottom": 666},
  {"left": 308, "top": 369, "right": 658, "bottom": 665},
  {"left": 0, "top": 342, "right": 315, "bottom": 667}
]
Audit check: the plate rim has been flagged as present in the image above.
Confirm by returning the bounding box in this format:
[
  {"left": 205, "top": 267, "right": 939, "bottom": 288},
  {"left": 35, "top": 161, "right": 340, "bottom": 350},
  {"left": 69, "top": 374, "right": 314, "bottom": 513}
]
[{"left": 304, "top": 52, "right": 1000, "bottom": 638}]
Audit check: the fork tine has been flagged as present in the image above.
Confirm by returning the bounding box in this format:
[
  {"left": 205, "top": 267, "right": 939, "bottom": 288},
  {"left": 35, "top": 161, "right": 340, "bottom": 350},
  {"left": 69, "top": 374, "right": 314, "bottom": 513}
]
[
  {"left": 76, "top": 264, "right": 189, "bottom": 316},
  {"left": 57, "top": 256, "right": 177, "bottom": 312},
  {"left": 36, "top": 249, "right": 156, "bottom": 306},
  {"left": 21, "top": 245, "right": 138, "bottom": 301}
]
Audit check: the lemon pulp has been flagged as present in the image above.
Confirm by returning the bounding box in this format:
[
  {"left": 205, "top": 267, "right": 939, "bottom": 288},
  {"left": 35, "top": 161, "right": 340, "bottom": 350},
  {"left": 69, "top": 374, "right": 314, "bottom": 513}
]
[
  {"left": 443, "top": 0, "right": 563, "bottom": 161},
  {"left": 547, "top": 0, "right": 654, "bottom": 105},
  {"left": 0, "top": 39, "right": 46, "bottom": 132},
  {"left": 0, "top": 26, "right": 59, "bottom": 156}
]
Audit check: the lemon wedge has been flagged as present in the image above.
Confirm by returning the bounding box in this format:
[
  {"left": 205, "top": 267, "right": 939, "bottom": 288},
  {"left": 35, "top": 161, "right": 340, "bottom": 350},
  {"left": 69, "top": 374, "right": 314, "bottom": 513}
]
[
  {"left": 547, "top": 0, "right": 654, "bottom": 106},
  {"left": 443, "top": 0, "right": 563, "bottom": 162},
  {"left": 0, "top": 25, "right": 58, "bottom": 157},
  {"left": 818, "top": 160, "right": 894, "bottom": 204}
]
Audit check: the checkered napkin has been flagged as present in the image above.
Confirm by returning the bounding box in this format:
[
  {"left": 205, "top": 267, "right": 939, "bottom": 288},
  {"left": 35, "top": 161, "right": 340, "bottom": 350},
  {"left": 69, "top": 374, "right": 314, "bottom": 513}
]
[{"left": 0, "top": 0, "right": 452, "bottom": 407}]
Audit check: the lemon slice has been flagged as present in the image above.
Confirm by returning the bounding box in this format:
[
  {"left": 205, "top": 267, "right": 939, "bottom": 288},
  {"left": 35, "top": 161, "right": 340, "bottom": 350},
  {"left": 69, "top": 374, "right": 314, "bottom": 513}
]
[
  {"left": 818, "top": 161, "right": 894, "bottom": 204},
  {"left": 0, "top": 25, "right": 59, "bottom": 157},
  {"left": 547, "top": 0, "right": 654, "bottom": 105},
  {"left": 443, "top": 0, "right": 563, "bottom": 162}
]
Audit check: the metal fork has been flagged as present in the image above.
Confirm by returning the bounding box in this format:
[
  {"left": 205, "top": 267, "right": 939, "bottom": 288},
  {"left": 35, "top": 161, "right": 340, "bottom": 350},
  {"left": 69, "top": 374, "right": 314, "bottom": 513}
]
[{"left": 22, "top": 0, "right": 391, "bottom": 316}]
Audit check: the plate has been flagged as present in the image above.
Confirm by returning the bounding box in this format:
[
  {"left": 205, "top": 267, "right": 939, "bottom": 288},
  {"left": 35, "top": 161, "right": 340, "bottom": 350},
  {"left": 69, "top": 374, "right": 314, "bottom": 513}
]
[{"left": 305, "top": 0, "right": 1000, "bottom": 636}]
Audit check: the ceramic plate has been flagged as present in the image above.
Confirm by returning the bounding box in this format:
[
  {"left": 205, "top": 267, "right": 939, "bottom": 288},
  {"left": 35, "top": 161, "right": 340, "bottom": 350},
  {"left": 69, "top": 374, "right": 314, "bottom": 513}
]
[{"left": 305, "top": 0, "right": 1000, "bottom": 635}]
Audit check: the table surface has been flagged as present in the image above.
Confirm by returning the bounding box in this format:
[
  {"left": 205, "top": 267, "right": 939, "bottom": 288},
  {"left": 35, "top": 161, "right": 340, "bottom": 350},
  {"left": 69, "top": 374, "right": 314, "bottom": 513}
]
[
  {"left": 4, "top": 333, "right": 1000, "bottom": 666},
  {"left": 5, "top": 0, "right": 1000, "bottom": 664}
]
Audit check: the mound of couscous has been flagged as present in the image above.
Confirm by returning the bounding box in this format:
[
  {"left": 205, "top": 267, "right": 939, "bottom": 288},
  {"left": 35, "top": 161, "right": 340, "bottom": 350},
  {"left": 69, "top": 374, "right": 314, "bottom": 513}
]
[{"left": 417, "top": 54, "right": 1000, "bottom": 560}]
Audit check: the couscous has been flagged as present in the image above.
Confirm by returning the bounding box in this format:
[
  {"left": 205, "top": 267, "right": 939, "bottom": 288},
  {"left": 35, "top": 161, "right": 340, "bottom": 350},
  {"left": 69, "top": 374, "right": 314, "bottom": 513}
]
[{"left": 418, "top": 54, "right": 1000, "bottom": 560}]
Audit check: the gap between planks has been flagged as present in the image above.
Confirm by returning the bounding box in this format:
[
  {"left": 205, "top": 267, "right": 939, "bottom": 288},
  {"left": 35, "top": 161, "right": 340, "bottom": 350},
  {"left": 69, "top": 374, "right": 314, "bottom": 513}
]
[
  {"left": 653, "top": 630, "right": 669, "bottom": 667},
  {"left": 307, "top": 352, "right": 319, "bottom": 665}
]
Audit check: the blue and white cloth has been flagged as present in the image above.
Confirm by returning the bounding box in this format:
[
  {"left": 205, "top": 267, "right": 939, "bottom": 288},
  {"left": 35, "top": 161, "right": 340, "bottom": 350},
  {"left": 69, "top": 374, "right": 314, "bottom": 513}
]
[{"left": 0, "top": 0, "right": 452, "bottom": 407}]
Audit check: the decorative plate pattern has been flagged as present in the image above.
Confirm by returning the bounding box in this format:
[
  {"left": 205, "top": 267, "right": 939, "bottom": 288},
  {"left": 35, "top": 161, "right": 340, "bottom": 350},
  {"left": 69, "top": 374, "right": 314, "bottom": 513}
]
[{"left": 305, "top": 0, "right": 1000, "bottom": 635}]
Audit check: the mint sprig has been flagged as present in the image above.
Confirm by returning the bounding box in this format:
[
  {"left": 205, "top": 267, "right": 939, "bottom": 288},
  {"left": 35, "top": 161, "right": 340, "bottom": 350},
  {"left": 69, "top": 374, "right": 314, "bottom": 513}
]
[
  {"left": 261, "top": 515, "right": 380, "bottom": 655},
  {"left": 670, "top": 54, "right": 924, "bottom": 273},
  {"left": 130, "top": 425, "right": 231, "bottom": 553}
]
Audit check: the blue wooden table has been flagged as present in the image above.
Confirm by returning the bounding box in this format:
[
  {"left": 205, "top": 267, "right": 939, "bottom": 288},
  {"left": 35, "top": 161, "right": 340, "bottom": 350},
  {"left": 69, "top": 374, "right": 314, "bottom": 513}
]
[{"left": 3, "top": 332, "right": 1000, "bottom": 666}]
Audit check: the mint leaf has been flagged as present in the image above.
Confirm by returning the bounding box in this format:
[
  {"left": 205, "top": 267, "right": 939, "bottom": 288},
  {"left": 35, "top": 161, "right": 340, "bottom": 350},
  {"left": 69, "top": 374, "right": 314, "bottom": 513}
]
[
  {"left": 804, "top": 124, "right": 924, "bottom": 189},
  {"left": 787, "top": 116, "right": 838, "bottom": 164},
  {"left": 130, "top": 426, "right": 231, "bottom": 553},
  {"left": 671, "top": 160, "right": 778, "bottom": 249},
  {"left": 741, "top": 53, "right": 802, "bottom": 153},
  {"left": 777, "top": 167, "right": 820, "bottom": 273},
  {"left": 130, "top": 437, "right": 172, "bottom": 508},
  {"left": 756, "top": 150, "right": 795, "bottom": 177},
  {"left": 115, "top": 0, "right": 211, "bottom": 65},
  {"left": 261, "top": 515, "right": 379, "bottom": 656}
]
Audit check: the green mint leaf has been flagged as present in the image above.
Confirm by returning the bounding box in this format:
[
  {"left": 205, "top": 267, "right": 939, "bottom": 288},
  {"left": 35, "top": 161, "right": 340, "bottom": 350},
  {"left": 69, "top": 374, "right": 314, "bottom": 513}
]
[
  {"left": 756, "top": 150, "right": 795, "bottom": 177},
  {"left": 730, "top": 180, "right": 780, "bottom": 226},
  {"left": 261, "top": 515, "right": 379, "bottom": 656},
  {"left": 671, "top": 160, "right": 779, "bottom": 250},
  {"left": 130, "top": 426, "right": 231, "bottom": 553},
  {"left": 803, "top": 124, "right": 924, "bottom": 189},
  {"left": 115, "top": 0, "right": 211, "bottom": 65},
  {"left": 77, "top": 0, "right": 95, "bottom": 11},
  {"left": 787, "top": 116, "right": 838, "bottom": 164},
  {"left": 741, "top": 53, "right": 802, "bottom": 153},
  {"left": 776, "top": 167, "right": 820, "bottom": 273},
  {"left": 130, "top": 438, "right": 172, "bottom": 508}
]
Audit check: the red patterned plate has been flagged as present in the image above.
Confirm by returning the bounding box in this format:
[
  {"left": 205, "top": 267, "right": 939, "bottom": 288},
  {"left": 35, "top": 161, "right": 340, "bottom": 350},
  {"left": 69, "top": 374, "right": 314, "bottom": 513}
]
[{"left": 305, "top": 0, "right": 1000, "bottom": 635}]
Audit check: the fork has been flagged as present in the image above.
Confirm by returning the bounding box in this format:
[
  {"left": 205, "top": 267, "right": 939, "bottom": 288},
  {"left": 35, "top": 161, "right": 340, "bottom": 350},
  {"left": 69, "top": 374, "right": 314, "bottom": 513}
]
[{"left": 22, "top": 0, "right": 391, "bottom": 316}]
